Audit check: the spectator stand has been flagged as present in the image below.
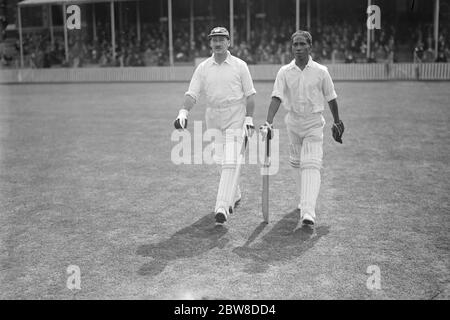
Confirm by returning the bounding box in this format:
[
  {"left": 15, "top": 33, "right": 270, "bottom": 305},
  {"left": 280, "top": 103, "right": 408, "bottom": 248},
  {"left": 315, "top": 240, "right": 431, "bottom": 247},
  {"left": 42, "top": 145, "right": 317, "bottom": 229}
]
[{"left": 2, "top": 0, "right": 448, "bottom": 69}]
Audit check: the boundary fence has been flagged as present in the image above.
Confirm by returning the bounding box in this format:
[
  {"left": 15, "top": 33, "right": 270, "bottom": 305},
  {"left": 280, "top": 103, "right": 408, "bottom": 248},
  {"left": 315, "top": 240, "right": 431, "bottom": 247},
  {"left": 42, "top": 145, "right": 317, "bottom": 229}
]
[{"left": 0, "top": 63, "right": 449, "bottom": 83}]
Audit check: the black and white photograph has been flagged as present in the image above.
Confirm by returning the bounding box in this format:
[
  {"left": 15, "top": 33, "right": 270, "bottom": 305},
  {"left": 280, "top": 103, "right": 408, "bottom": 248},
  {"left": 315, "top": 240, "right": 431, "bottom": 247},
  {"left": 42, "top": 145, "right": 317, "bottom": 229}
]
[{"left": 0, "top": 0, "right": 449, "bottom": 308}]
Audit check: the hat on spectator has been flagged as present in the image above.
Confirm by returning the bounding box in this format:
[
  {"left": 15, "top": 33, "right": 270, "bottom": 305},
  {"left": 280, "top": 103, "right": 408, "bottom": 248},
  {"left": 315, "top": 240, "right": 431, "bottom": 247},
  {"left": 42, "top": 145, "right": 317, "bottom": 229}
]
[{"left": 208, "top": 27, "right": 230, "bottom": 39}]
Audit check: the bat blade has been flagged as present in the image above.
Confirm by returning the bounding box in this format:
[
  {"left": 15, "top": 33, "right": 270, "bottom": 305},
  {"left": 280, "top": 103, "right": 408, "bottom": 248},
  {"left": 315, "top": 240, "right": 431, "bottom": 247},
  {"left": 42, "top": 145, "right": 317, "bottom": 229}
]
[
  {"left": 261, "top": 136, "right": 270, "bottom": 223},
  {"left": 262, "top": 175, "right": 269, "bottom": 223}
]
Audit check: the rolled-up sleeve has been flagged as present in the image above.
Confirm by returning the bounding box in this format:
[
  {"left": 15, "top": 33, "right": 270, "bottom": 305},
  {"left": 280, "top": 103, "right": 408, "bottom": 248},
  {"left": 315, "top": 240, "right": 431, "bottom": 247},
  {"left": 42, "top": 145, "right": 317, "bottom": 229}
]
[
  {"left": 185, "top": 64, "right": 203, "bottom": 102},
  {"left": 322, "top": 68, "right": 337, "bottom": 102},
  {"left": 271, "top": 68, "right": 285, "bottom": 102},
  {"left": 240, "top": 63, "right": 256, "bottom": 97}
]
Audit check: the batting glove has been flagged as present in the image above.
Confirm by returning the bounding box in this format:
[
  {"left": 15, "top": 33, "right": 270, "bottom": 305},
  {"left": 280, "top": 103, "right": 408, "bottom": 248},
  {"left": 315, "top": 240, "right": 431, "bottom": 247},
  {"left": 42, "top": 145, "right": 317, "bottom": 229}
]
[
  {"left": 331, "top": 120, "right": 344, "bottom": 144},
  {"left": 243, "top": 116, "right": 255, "bottom": 137},
  {"left": 174, "top": 108, "right": 189, "bottom": 130},
  {"left": 259, "top": 121, "right": 273, "bottom": 140}
]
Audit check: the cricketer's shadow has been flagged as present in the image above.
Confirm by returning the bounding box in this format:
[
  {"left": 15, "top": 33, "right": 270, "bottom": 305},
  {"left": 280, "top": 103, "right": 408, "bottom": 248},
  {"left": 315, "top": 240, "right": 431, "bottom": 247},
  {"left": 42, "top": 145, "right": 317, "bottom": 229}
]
[
  {"left": 233, "top": 209, "right": 330, "bottom": 274},
  {"left": 136, "top": 213, "right": 229, "bottom": 276}
]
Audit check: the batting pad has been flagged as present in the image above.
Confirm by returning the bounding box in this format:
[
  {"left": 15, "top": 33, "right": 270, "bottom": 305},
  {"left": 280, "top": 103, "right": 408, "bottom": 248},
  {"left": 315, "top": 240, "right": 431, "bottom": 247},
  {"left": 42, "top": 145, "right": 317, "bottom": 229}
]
[
  {"left": 300, "top": 139, "right": 323, "bottom": 170},
  {"left": 299, "top": 140, "right": 323, "bottom": 218},
  {"left": 288, "top": 144, "right": 302, "bottom": 167},
  {"left": 300, "top": 169, "right": 320, "bottom": 218},
  {"left": 215, "top": 168, "right": 236, "bottom": 212},
  {"left": 288, "top": 156, "right": 302, "bottom": 207},
  {"left": 293, "top": 166, "right": 302, "bottom": 206}
]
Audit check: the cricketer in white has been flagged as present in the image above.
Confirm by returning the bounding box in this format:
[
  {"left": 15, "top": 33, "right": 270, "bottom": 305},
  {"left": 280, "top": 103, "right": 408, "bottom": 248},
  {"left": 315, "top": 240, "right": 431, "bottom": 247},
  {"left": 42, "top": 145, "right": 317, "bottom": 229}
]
[
  {"left": 174, "top": 27, "right": 256, "bottom": 226},
  {"left": 260, "top": 30, "right": 344, "bottom": 228}
]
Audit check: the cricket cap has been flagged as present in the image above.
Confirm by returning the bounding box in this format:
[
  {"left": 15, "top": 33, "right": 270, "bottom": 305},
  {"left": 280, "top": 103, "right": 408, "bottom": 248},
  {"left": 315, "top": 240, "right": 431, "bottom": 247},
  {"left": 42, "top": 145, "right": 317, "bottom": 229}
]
[{"left": 208, "top": 27, "right": 230, "bottom": 39}]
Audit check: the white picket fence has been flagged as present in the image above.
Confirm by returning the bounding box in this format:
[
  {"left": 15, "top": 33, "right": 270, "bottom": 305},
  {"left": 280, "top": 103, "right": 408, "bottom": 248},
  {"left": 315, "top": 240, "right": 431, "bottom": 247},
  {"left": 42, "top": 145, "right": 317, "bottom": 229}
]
[{"left": 0, "top": 63, "right": 449, "bottom": 83}]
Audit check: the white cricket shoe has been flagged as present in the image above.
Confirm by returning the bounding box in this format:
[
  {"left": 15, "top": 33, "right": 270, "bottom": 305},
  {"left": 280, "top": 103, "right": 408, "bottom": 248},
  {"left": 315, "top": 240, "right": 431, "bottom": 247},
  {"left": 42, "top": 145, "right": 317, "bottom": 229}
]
[
  {"left": 301, "top": 212, "right": 315, "bottom": 227},
  {"left": 215, "top": 207, "right": 228, "bottom": 226},
  {"left": 229, "top": 186, "right": 242, "bottom": 214}
]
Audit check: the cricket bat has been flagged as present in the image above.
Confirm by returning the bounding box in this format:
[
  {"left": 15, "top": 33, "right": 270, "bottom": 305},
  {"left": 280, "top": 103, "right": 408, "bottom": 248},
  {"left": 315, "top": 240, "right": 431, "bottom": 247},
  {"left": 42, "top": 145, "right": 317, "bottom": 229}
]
[{"left": 262, "top": 136, "right": 270, "bottom": 223}]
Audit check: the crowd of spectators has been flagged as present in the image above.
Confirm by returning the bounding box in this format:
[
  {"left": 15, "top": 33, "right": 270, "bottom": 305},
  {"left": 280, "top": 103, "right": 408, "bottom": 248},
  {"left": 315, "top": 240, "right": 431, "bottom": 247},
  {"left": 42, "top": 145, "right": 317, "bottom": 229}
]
[
  {"left": 153, "top": 18, "right": 399, "bottom": 65},
  {"left": 173, "top": 19, "right": 448, "bottom": 65},
  {"left": 1, "top": 17, "right": 449, "bottom": 68},
  {"left": 412, "top": 24, "right": 449, "bottom": 63}
]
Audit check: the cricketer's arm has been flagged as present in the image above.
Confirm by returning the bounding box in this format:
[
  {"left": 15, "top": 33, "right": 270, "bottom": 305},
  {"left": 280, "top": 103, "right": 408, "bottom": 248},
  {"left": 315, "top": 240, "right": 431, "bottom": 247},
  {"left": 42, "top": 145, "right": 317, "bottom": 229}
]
[
  {"left": 266, "top": 97, "right": 282, "bottom": 124},
  {"left": 245, "top": 94, "right": 256, "bottom": 117},
  {"left": 181, "top": 95, "right": 196, "bottom": 112},
  {"left": 327, "top": 99, "right": 341, "bottom": 124}
]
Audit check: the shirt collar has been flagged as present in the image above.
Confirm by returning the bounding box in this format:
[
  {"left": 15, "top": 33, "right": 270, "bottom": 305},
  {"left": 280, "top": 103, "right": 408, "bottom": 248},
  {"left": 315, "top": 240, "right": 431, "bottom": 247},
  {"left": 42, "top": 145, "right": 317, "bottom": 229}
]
[
  {"left": 288, "top": 55, "right": 313, "bottom": 70},
  {"left": 211, "top": 51, "right": 232, "bottom": 65}
]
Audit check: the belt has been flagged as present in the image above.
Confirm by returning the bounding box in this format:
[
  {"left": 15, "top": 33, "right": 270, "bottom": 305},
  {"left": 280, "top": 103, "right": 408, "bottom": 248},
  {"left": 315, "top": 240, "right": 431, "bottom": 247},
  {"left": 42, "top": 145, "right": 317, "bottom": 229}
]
[
  {"left": 288, "top": 110, "right": 323, "bottom": 119},
  {"left": 209, "top": 101, "right": 245, "bottom": 110}
]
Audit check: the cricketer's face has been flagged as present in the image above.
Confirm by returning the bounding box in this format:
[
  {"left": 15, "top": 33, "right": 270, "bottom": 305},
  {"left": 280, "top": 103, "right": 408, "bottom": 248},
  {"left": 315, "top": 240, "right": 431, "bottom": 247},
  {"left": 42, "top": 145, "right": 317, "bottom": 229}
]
[
  {"left": 210, "top": 36, "right": 230, "bottom": 55},
  {"left": 292, "top": 35, "right": 311, "bottom": 61}
]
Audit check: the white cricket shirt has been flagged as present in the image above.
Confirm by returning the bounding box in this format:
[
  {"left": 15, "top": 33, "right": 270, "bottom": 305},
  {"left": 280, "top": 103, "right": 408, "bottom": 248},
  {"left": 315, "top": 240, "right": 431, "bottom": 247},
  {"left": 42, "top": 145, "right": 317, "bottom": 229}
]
[
  {"left": 185, "top": 51, "right": 256, "bottom": 108},
  {"left": 271, "top": 56, "right": 337, "bottom": 115}
]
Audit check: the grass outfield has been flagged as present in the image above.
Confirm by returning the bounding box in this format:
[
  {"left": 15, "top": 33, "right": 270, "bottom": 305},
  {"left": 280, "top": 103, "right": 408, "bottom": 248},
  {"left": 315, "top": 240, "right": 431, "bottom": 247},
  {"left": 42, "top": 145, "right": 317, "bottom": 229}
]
[{"left": 0, "top": 81, "right": 449, "bottom": 300}]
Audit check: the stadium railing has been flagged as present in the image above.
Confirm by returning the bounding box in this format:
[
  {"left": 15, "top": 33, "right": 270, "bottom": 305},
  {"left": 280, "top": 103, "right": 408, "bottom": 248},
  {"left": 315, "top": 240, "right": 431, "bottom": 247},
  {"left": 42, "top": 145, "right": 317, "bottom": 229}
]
[{"left": 0, "top": 63, "right": 449, "bottom": 83}]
